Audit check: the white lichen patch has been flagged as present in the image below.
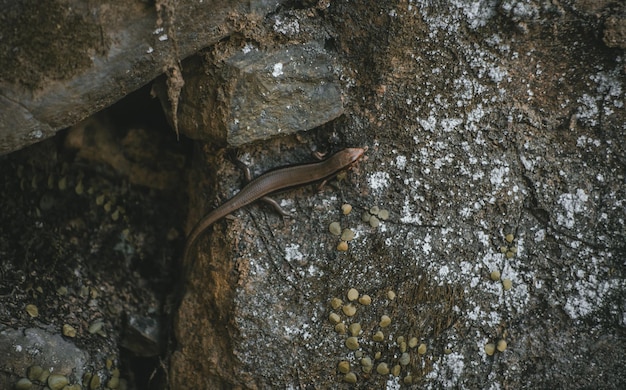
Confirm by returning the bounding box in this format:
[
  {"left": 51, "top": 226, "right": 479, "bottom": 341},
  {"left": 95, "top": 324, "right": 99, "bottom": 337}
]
[
  {"left": 368, "top": 171, "right": 390, "bottom": 192},
  {"left": 424, "top": 351, "right": 465, "bottom": 388},
  {"left": 272, "top": 62, "right": 284, "bottom": 77},
  {"left": 489, "top": 164, "right": 510, "bottom": 190},
  {"left": 576, "top": 66, "right": 624, "bottom": 126},
  {"left": 393, "top": 154, "right": 407, "bottom": 170},
  {"left": 555, "top": 189, "right": 589, "bottom": 229},
  {"left": 273, "top": 15, "right": 300, "bottom": 36},
  {"left": 284, "top": 243, "right": 303, "bottom": 263},
  {"left": 562, "top": 253, "right": 623, "bottom": 319}
]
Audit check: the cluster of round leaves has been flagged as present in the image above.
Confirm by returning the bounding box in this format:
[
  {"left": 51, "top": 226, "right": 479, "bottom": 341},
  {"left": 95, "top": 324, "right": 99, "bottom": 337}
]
[
  {"left": 500, "top": 233, "right": 518, "bottom": 259},
  {"left": 329, "top": 204, "right": 390, "bottom": 251},
  {"left": 26, "top": 286, "right": 108, "bottom": 340},
  {"left": 14, "top": 358, "right": 125, "bottom": 390},
  {"left": 328, "top": 288, "right": 427, "bottom": 385},
  {"left": 14, "top": 366, "right": 80, "bottom": 390},
  {"left": 484, "top": 339, "right": 508, "bottom": 356}
]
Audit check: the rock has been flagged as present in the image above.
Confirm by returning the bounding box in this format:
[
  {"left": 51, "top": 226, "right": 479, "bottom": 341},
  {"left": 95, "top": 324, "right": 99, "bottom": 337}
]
[
  {"left": 155, "top": 44, "right": 344, "bottom": 146},
  {"left": 0, "top": 327, "right": 88, "bottom": 389},
  {"left": 0, "top": 0, "right": 282, "bottom": 155},
  {"left": 119, "top": 315, "right": 161, "bottom": 357},
  {"left": 603, "top": 15, "right": 626, "bottom": 49}
]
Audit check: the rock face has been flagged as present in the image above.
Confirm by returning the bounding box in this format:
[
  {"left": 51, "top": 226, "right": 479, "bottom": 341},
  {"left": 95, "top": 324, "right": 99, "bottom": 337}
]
[
  {"left": 172, "top": 0, "right": 626, "bottom": 388},
  {"left": 0, "top": 0, "right": 281, "bottom": 155},
  {"left": 1, "top": 0, "right": 625, "bottom": 389},
  {"left": 155, "top": 44, "right": 344, "bottom": 146},
  {"left": 0, "top": 327, "right": 89, "bottom": 388}
]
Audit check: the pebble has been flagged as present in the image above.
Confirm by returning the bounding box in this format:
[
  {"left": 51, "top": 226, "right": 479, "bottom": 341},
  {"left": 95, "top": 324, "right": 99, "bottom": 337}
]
[
  {"left": 346, "top": 336, "right": 359, "bottom": 350},
  {"left": 15, "top": 378, "right": 32, "bottom": 390},
  {"left": 27, "top": 366, "right": 43, "bottom": 381},
  {"left": 75, "top": 180, "right": 84, "bottom": 195},
  {"left": 88, "top": 320, "right": 105, "bottom": 334},
  {"left": 47, "top": 374, "right": 69, "bottom": 390},
  {"left": 336, "top": 241, "right": 348, "bottom": 251},
  {"left": 347, "top": 288, "right": 359, "bottom": 301},
  {"left": 497, "top": 339, "right": 508, "bottom": 352},
  {"left": 372, "top": 331, "right": 384, "bottom": 342},
  {"left": 341, "top": 228, "right": 355, "bottom": 241},
  {"left": 343, "top": 372, "right": 357, "bottom": 383},
  {"left": 25, "top": 304, "right": 39, "bottom": 318},
  {"left": 62, "top": 324, "right": 77, "bottom": 337},
  {"left": 369, "top": 216, "right": 380, "bottom": 228},
  {"left": 96, "top": 194, "right": 105, "bottom": 206},
  {"left": 338, "top": 360, "right": 350, "bottom": 374},
  {"left": 334, "top": 323, "right": 346, "bottom": 334},
  {"left": 348, "top": 322, "right": 361, "bottom": 337},
  {"left": 38, "top": 369, "right": 50, "bottom": 383},
  {"left": 342, "top": 304, "right": 357, "bottom": 317},
  {"left": 89, "top": 373, "right": 101, "bottom": 390}
]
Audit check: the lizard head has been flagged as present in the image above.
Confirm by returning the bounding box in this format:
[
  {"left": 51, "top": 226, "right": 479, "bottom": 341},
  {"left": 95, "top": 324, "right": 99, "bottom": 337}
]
[{"left": 336, "top": 147, "right": 367, "bottom": 167}]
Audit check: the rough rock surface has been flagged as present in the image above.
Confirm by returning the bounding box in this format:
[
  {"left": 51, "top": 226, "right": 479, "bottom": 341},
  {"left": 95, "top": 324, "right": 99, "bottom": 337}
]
[
  {"left": 0, "top": 0, "right": 624, "bottom": 389},
  {"left": 174, "top": 0, "right": 626, "bottom": 388},
  {"left": 155, "top": 44, "right": 344, "bottom": 146},
  {"left": 0, "top": 327, "right": 89, "bottom": 385},
  {"left": 0, "top": 0, "right": 281, "bottom": 155},
  {"left": 0, "top": 90, "right": 187, "bottom": 389}
]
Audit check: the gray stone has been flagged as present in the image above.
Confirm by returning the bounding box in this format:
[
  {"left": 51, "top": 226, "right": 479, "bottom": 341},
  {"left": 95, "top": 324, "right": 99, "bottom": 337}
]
[
  {"left": 0, "top": 0, "right": 282, "bottom": 155},
  {"left": 159, "top": 44, "right": 344, "bottom": 146},
  {"left": 0, "top": 327, "right": 89, "bottom": 388}
]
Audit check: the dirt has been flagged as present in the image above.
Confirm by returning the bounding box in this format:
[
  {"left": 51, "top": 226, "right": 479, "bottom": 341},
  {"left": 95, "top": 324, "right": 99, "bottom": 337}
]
[{"left": 0, "top": 86, "right": 189, "bottom": 389}]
